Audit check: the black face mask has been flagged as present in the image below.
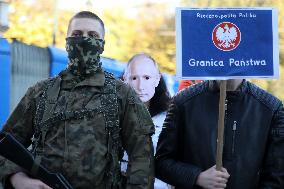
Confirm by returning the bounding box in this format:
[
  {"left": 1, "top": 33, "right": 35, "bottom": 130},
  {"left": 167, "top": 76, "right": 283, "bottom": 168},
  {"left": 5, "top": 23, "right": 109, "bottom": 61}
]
[{"left": 65, "top": 36, "right": 105, "bottom": 76}]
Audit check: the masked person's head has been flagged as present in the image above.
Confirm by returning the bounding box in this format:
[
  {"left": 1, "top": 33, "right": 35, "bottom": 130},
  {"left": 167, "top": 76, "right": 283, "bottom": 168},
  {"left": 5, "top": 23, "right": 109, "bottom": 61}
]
[
  {"left": 124, "top": 53, "right": 160, "bottom": 105},
  {"left": 66, "top": 11, "right": 105, "bottom": 76},
  {"left": 123, "top": 53, "right": 171, "bottom": 117}
]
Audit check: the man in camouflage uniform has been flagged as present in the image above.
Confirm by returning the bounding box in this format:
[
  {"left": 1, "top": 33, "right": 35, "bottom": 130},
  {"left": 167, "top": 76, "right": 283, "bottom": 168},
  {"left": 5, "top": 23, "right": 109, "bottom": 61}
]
[{"left": 0, "top": 11, "right": 154, "bottom": 189}]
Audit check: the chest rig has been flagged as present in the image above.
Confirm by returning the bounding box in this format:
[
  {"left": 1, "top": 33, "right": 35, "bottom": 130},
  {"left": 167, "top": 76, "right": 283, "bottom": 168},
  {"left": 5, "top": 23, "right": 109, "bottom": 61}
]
[{"left": 31, "top": 72, "right": 123, "bottom": 188}]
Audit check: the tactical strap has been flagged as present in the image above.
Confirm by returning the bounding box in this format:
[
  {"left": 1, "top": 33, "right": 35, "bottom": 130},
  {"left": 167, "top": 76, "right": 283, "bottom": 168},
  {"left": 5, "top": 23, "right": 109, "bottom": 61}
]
[
  {"left": 33, "top": 78, "right": 57, "bottom": 135},
  {"left": 40, "top": 108, "right": 103, "bottom": 128},
  {"left": 31, "top": 77, "right": 57, "bottom": 176},
  {"left": 103, "top": 72, "right": 122, "bottom": 188}
]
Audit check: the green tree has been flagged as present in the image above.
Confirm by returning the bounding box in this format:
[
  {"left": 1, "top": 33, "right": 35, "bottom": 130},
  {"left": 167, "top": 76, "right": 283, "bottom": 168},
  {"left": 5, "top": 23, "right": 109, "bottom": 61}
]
[
  {"left": 102, "top": 3, "right": 176, "bottom": 73},
  {"left": 4, "top": 1, "right": 177, "bottom": 73},
  {"left": 4, "top": 0, "right": 73, "bottom": 48}
]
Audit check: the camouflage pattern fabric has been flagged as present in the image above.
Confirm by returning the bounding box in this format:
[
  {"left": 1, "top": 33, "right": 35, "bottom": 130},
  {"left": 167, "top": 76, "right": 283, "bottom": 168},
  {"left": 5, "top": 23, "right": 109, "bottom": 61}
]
[
  {"left": 66, "top": 37, "right": 105, "bottom": 76},
  {"left": 0, "top": 69, "right": 155, "bottom": 189}
]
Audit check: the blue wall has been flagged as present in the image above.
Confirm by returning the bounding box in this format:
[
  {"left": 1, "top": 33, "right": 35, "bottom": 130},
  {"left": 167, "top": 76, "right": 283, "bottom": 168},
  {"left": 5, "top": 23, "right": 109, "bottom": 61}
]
[
  {"left": 162, "top": 73, "right": 179, "bottom": 96},
  {"left": 101, "top": 57, "right": 126, "bottom": 77},
  {"left": 0, "top": 38, "right": 10, "bottom": 128},
  {"left": 48, "top": 46, "right": 68, "bottom": 76}
]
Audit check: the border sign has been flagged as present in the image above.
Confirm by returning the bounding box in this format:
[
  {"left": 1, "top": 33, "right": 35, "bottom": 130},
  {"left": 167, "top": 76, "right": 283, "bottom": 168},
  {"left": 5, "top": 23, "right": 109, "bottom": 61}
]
[{"left": 176, "top": 8, "right": 279, "bottom": 80}]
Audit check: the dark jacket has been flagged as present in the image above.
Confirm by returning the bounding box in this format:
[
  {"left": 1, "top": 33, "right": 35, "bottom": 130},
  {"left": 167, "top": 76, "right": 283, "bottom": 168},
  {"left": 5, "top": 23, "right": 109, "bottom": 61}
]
[{"left": 155, "top": 80, "right": 284, "bottom": 189}]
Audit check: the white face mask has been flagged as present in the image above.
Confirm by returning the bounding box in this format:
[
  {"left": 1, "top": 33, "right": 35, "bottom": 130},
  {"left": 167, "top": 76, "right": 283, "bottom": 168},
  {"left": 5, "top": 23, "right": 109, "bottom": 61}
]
[{"left": 124, "top": 57, "right": 160, "bottom": 103}]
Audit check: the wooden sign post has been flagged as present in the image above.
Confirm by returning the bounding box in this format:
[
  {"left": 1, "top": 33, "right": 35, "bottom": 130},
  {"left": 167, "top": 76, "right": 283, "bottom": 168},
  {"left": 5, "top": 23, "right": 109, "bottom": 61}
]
[{"left": 216, "top": 80, "right": 227, "bottom": 170}]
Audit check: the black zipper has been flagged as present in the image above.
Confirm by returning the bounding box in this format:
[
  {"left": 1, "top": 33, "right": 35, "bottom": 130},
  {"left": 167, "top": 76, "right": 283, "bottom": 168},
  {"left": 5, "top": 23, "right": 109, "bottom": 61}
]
[{"left": 232, "top": 121, "right": 237, "bottom": 154}]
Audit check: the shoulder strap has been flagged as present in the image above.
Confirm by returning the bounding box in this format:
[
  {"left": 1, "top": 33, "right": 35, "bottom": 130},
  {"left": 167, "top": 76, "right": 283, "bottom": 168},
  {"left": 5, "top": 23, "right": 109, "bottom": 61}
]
[
  {"left": 103, "top": 72, "right": 123, "bottom": 188},
  {"left": 31, "top": 76, "right": 60, "bottom": 175}
]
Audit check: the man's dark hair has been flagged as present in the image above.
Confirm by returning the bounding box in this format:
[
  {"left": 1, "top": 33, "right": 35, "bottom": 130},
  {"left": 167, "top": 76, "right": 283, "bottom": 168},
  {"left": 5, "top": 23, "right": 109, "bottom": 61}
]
[
  {"left": 148, "top": 75, "right": 171, "bottom": 117},
  {"left": 67, "top": 11, "right": 105, "bottom": 36}
]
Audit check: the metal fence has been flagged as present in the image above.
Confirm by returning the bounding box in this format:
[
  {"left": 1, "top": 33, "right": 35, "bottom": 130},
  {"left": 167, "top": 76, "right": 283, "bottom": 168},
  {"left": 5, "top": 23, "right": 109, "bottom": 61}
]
[{"left": 9, "top": 40, "right": 50, "bottom": 112}]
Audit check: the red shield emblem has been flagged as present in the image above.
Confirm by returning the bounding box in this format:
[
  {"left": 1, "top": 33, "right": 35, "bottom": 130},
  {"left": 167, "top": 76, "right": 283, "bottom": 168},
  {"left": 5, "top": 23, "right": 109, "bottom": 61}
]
[{"left": 212, "top": 22, "right": 241, "bottom": 51}]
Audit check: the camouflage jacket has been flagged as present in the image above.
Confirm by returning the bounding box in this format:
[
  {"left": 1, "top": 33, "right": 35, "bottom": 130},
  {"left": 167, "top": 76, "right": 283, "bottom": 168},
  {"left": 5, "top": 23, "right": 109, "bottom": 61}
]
[{"left": 0, "top": 69, "right": 155, "bottom": 189}]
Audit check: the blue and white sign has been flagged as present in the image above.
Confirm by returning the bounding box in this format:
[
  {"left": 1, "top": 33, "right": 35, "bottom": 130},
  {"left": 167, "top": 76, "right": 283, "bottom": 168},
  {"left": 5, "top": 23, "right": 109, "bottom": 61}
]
[{"left": 176, "top": 8, "right": 279, "bottom": 80}]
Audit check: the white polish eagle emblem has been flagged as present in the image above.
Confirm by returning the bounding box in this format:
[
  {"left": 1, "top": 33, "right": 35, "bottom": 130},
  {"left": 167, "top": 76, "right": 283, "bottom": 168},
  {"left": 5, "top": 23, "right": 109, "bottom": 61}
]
[{"left": 212, "top": 22, "right": 241, "bottom": 51}]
